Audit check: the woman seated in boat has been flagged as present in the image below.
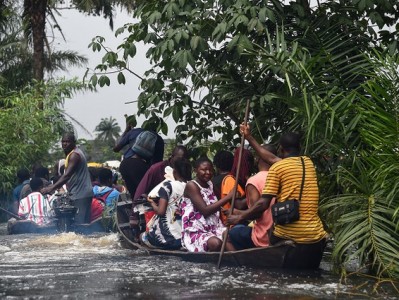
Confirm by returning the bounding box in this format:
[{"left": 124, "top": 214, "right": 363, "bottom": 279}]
[
  {"left": 140, "top": 158, "right": 192, "bottom": 250},
  {"left": 18, "top": 177, "right": 53, "bottom": 225},
  {"left": 180, "top": 157, "right": 235, "bottom": 252},
  {"left": 224, "top": 144, "right": 277, "bottom": 251}
]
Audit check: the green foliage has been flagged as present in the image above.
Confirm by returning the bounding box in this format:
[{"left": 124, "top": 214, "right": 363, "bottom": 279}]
[
  {"left": 68, "top": 0, "right": 137, "bottom": 30},
  {"left": 0, "top": 79, "right": 83, "bottom": 194},
  {"left": 317, "top": 51, "right": 399, "bottom": 279},
  {"left": 321, "top": 164, "right": 399, "bottom": 279}
]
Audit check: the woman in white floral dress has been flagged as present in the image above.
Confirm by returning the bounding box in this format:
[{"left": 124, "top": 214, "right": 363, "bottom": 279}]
[{"left": 181, "top": 157, "right": 233, "bottom": 252}]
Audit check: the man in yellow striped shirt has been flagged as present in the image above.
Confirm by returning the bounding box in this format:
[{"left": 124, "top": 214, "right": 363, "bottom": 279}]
[{"left": 227, "top": 124, "right": 327, "bottom": 245}]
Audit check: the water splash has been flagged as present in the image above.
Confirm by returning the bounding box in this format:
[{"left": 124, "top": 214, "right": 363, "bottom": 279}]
[{"left": 26, "top": 232, "right": 121, "bottom": 251}]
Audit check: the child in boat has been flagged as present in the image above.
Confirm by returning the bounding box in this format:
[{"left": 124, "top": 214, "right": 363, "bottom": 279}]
[
  {"left": 180, "top": 157, "right": 234, "bottom": 252},
  {"left": 219, "top": 147, "right": 254, "bottom": 224},
  {"left": 18, "top": 177, "right": 53, "bottom": 225},
  {"left": 140, "top": 158, "right": 192, "bottom": 250},
  {"left": 91, "top": 168, "right": 120, "bottom": 222},
  {"left": 211, "top": 150, "right": 233, "bottom": 200}
]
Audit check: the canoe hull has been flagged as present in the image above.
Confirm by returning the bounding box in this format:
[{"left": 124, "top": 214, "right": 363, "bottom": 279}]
[
  {"left": 116, "top": 194, "right": 325, "bottom": 269},
  {"left": 7, "top": 216, "right": 113, "bottom": 235},
  {"left": 7, "top": 219, "right": 58, "bottom": 235}
]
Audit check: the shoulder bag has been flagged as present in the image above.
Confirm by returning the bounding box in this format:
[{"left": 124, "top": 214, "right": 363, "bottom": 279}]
[{"left": 271, "top": 157, "right": 305, "bottom": 225}]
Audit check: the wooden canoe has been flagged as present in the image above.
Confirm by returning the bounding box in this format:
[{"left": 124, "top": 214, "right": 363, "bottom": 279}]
[
  {"left": 116, "top": 194, "right": 325, "bottom": 269},
  {"left": 7, "top": 215, "right": 113, "bottom": 235},
  {"left": 8, "top": 192, "right": 115, "bottom": 235}
]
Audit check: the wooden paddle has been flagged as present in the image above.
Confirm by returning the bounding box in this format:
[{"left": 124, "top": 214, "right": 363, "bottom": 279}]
[{"left": 217, "top": 98, "right": 251, "bottom": 269}]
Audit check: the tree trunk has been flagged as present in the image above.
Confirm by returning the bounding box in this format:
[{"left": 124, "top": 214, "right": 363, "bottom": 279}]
[
  {"left": 30, "top": 0, "right": 47, "bottom": 82},
  {"left": 24, "top": 0, "right": 47, "bottom": 108}
]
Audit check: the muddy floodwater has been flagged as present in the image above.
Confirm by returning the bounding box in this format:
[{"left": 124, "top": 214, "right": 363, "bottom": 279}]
[{"left": 0, "top": 224, "right": 397, "bottom": 299}]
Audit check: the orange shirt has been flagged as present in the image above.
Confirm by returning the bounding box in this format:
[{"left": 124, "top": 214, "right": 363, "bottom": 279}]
[{"left": 220, "top": 175, "right": 245, "bottom": 224}]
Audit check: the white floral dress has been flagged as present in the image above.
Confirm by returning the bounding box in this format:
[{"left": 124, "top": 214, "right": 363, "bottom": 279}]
[{"left": 180, "top": 180, "right": 226, "bottom": 252}]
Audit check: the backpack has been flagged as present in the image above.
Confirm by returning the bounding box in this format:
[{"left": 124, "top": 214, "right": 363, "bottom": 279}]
[
  {"left": 131, "top": 130, "right": 158, "bottom": 160},
  {"left": 90, "top": 189, "right": 113, "bottom": 222}
]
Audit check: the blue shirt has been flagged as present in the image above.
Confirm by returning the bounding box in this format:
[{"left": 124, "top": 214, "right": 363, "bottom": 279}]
[
  {"left": 92, "top": 186, "right": 120, "bottom": 208},
  {"left": 13, "top": 180, "right": 30, "bottom": 202}
]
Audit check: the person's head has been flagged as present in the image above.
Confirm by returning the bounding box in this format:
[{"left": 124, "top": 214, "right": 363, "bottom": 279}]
[
  {"left": 31, "top": 162, "right": 43, "bottom": 176},
  {"left": 230, "top": 148, "right": 254, "bottom": 187},
  {"left": 125, "top": 114, "right": 137, "bottom": 128},
  {"left": 142, "top": 116, "right": 161, "bottom": 132},
  {"left": 170, "top": 145, "right": 189, "bottom": 168},
  {"left": 173, "top": 158, "right": 192, "bottom": 182},
  {"left": 88, "top": 167, "right": 100, "bottom": 183},
  {"left": 213, "top": 150, "right": 234, "bottom": 173},
  {"left": 279, "top": 132, "right": 301, "bottom": 157},
  {"left": 98, "top": 168, "right": 113, "bottom": 187},
  {"left": 17, "top": 168, "right": 30, "bottom": 183},
  {"left": 61, "top": 132, "right": 77, "bottom": 155},
  {"left": 193, "top": 156, "right": 213, "bottom": 183},
  {"left": 257, "top": 144, "right": 278, "bottom": 170},
  {"left": 29, "top": 177, "right": 43, "bottom": 192},
  {"left": 34, "top": 166, "right": 49, "bottom": 180}
]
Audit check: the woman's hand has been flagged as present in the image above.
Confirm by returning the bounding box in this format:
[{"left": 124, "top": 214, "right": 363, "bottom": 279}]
[{"left": 147, "top": 196, "right": 156, "bottom": 205}]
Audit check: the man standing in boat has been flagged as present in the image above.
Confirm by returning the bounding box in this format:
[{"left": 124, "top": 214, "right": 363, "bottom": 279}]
[
  {"left": 113, "top": 115, "right": 165, "bottom": 165},
  {"left": 42, "top": 132, "right": 93, "bottom": 225},
  {"left": 226, "top": 124, "right": 327, "bottom": 246},
  {"left": 113, "top": 116, "right": 165, "bottom": 199}
]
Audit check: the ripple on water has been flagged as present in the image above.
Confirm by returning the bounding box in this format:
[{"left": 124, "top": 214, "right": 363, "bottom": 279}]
[{"left": 0, "top": 245, "right": 11, "bottom": 252}]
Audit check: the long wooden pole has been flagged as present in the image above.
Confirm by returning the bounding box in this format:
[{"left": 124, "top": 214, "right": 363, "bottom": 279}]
[
  {"left": 217, "top": 99, "right": 251, "bottom": 269},
  {"left": 0, "top": 206, "right": 23, "bottom": 220}
]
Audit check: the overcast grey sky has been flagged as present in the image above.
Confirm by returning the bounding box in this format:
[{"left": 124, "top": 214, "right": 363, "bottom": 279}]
[{"left": 54, "top": 8, "right": 175, "bottom": 140}]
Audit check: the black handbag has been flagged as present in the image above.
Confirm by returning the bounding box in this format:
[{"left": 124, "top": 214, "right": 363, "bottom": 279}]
[{"left": 271, "top": 157, "right": 305, "bottom": 225}]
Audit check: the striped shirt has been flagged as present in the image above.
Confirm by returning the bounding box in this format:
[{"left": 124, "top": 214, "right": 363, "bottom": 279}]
[
  {"left": 262, "top": 156, "right": 327, "bottom": 243},
  {"left": 18, "top": 192, "right": 52, "bottom": 225}
]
